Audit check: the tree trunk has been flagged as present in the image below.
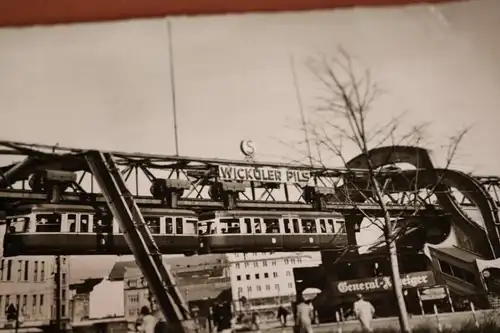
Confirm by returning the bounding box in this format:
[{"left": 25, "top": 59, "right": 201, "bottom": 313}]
[
  {"left": 384, "top": 214, "right": 412, "bottom": 333},
  {"left": 373, "top": 178, "right": 412, "bottom": 333}
]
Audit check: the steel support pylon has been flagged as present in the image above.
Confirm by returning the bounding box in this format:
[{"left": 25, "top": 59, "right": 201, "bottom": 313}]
[{"left": 85, "top": 151, "right": 196, "bottom": 333}]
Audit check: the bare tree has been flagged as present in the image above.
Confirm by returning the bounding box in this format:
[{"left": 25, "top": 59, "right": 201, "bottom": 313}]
[{"left": 286, "top": 49, "right": 470, "bottom": 333}]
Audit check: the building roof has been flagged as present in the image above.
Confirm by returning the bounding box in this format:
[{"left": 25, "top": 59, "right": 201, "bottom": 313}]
[
  {"left": 109, "top": 254, "right": 228, "bottom": 281},
  {"left": 122, "top": 265, "right": 231, "bottom": 302},
  {"left": 429, "top": 246, "right": 483, "bottom": 263},
  {"left": 180, "top": 285, "right": 231, "bottom": 302},
  {"left": 70, "top": 278, "right": 104, "bottom": 293}
]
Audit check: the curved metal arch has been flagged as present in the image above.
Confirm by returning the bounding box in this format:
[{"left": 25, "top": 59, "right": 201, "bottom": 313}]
[
  {"left": 338, "top": 145, "right": 500, "bottom": 259},
  {"left": 390, "top": 168, "right": 498, "bottom": 258}
]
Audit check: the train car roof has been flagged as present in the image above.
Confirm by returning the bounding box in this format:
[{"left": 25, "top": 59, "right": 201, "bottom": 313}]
[
  {"left": 10, "top": 203, "right": 197, "bottom": 215},
  {"left": 198, "top": 210, "right": 344, "bottom": 220}
]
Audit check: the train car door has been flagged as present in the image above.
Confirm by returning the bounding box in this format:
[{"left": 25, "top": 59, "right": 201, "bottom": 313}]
[
  {"left": 92, "top": 212, "right": 115, "bottom": 253},
  {"left": 240, "top": 217, "right": 254, "bottom": 251},
  {"left": 181, "top": 216, "right": 199, "bottom": 255},
  {"left": 298, "top": 217, "right": 320, "bottom": 249},
  {"left": 66, "top": 213, "right": 91, "bottom": 254},
  {"left": 218, "top": 216, "right": 244, "bottom": 252},
  {"left": 260, "top": 216, "right": 284, "bottom": 251},
  {"left": 330, "top": 217, "right": 348, "bottom": 248},
  {"left": 282, "top": 215, "right": 301, "bottom": 251},
  {"left": 317, "top": 218, "right": 336, "bottom": 249},
  {"left": 250, "top": 217, "right": 266, "bottom": 251}
]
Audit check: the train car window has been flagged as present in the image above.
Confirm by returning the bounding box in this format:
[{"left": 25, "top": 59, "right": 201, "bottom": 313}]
[
  {"left": 301, "top": 219, "right": 317, "bottom": 233},
  {"left": 244, "top": 218, "right": 252, "bottom": 234},
  {"left": 325, "top": 219, "right": 335, "bottom": 233},
  {"left": 318, "top": 219, "right": 327, "bottom": 233},
  {"left": 145, "top": 217, "right": 161, "bottom": 234},
  {"left": 35, "top": 214, "right": 62, "bottom": 232},
  {"left": 184, "top": 220, "right": 197, "bottom": 234},
  {"left": 6, "top": 217, "right": 30, "bottom": 233},
  {"left": 103, "top": 214, "right": 113, "bottom": 233},
  {"left": 80, "top": 215, "right": 90, "bottom": 233},
  {"left": 5, "top": 218, "right": 13, "bottom": 233},
  {"left": 68, "top": 214, "right": 77, "bottom": 232},
  {"left": 335, "top": 220, "right": 346, "bottom": 233},
  {"left": 220, "top": 218, "right": 240, "bottom": 234},
  {"left": 24, "top": 217, "right": 31, "bottom": 232},
  {"left": 292, "top": 219, "right": 300, "bottom": 233},
  {"left": 198, "top": 221, "right": 211, "bottom": 235},
  {"left": 253, "top": 219, "right": 262, "bottom": 234},
  {"left": 93, "top": 214, "right": 113, "bottom": 233},
  {"left": 175, "top": 218, "right": 183, "bottom": 234},
  {"left": 165, "top": 218, "right": 174, "bottom": 234},
  {"left": 283, "top": 219, "right": 292, "bottom": 233},
  {"left": 263, "top": 219, "right": 280, "bottom": 234}
]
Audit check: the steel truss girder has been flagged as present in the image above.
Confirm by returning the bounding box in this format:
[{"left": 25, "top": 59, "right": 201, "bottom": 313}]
[
  {"left": 85, "top": 151, "right": 196, "bottom": 333},
  {"left": 0, "top": 142, "right": 461, "bottom": 210},
  {"left": 0, "top": 140, "right": 499, "bottom": 223},
  {"left": 0, "top": 189, "right": 444, "bottom": 216}
]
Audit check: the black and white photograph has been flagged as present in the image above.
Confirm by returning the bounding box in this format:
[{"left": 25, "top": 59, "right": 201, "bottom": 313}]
[{"left": 0, "top": 0, "right": 499, "bottom": 332}]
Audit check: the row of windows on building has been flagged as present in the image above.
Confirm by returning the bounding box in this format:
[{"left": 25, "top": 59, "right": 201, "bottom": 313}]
[
  {"left": 233, "top": 258, "right": 302, "bottom": 269},
  {"left": 237, "top": 282, "right": 294, "bottom": 294},
  {"left": 0, "top": 259, "right": 68, "bottom": 285},
  {"left": 0, "top": 294, "right": 48, "bottom": 318},
  {"left": 0, "top": 259, "right": 68, "bottom": 284},
  {"left": 126, "top": 292, "right": 154, "bottom": 318},
  {"left": 236, "top": 270, "right": 292, "bottom": 281}
]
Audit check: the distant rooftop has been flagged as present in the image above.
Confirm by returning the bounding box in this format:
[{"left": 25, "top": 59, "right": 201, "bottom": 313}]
[
  {"left": 69, "top": 278, "right": 104, "bottom": 293},
  {"left": 108, "top": 254, "right": 228, "bottom": 281}
]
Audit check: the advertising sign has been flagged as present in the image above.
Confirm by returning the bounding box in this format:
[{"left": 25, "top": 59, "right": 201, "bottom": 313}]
[
  {"left": 218, "top": 165, "right": 311, "bottom": 185},
  {"left": 333, "top": 271, "right": 435, "bottom": 295},
  {"left": 419, "top": 286, "right": 447, "bottom": 301}
]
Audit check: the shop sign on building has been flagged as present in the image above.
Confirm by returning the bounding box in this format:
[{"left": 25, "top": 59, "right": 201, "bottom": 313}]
[
  {"left": 419, "top": 286, "right": 447, "bottom": 301},
  {"left": 334, "top": 271, "right": 435, "bottom": 295}
]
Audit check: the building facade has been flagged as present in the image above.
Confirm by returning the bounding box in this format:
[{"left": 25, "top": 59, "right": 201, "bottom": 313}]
[
  {"left": 117, "top": 254, "right": 230, "bottom": 327},
  {"left": 0, "top": 255, "right": 71, "bottom": 329},
  {"left": 68, "top": 277, "right": 127, "bottom": 333},
  {"left": 228, "top": 252, "right": 322, "bottom": 313}
]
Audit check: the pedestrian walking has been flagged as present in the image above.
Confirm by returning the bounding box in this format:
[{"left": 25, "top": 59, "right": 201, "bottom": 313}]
[
  {"left": 295, "top": 295, "right": 314, "bottom": 333},
  {"left": 353, "top": 294, "right": 375, "bottom": 333},
  {"left": 277, "top": 305, "right": 289, "bottom": 327},
  {"left": 137, "top": 306, "right": 157, "bottom": 333},
  {"left": 212, "top": 300, "right": 233, "bottom": 333}
]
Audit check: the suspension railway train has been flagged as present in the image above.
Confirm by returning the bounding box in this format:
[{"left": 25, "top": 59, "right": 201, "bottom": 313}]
[{"left": 2, "top": 204, "right": 348, "bottom": 257}]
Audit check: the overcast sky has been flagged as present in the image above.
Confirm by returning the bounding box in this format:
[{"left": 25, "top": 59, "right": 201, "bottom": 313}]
[{"left": 0, "top": 0, "right": 499, "bottom": 281}]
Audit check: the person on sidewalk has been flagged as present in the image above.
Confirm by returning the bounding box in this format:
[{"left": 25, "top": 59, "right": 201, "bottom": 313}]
[
  {"left": 138, "top": 306, "right": 157, "bottom": 333},
  {"left": 353, "top": 294, "right": 375, "bottom": 333},
  {"left": 295, "top": 295, "right": 314, "bottom": 333},
  {"left": 277, "top": 305, "right": 290, "bottom": 327},
  {"left": 212, "top": 300, "right": 233, "bottom": 333}
]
